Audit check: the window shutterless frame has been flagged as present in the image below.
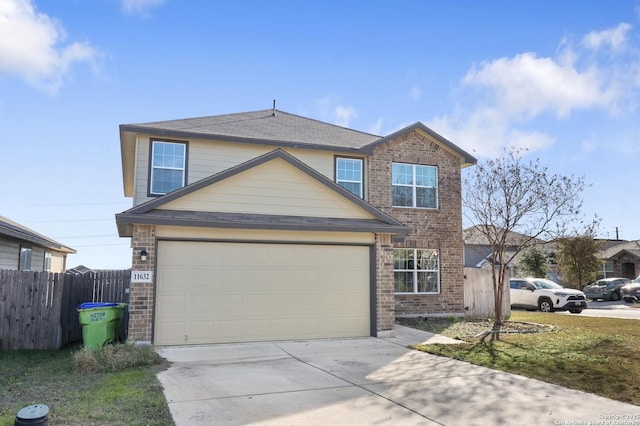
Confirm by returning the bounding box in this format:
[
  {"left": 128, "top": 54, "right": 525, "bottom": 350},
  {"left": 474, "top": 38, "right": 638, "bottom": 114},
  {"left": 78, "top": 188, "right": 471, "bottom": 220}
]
[
  {"left": 393, "top": 248, "right": 440, "bottom": 294},
  {"left": 391, "top": 163, "right": 438, "bottom": 209},
  {"left": 19, "top": 246, "right": 32, "bottom": 271},
  {"left": 44, "top": 251, "right": 52, "bottom": 272},
  {"left": 148, "top": 139, "right": 188, "bottom": 196},
  {"left": 334, "top": 156, "right": 364, "bottom": 198}
]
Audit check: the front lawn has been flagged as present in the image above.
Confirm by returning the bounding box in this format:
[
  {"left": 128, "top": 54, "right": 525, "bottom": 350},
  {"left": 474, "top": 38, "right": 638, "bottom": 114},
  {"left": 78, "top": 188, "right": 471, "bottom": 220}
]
[
  {"left": 399, "top": 312, "right": 640, "bottom": 406},
  {"left": 0, "top": 344, "right": 174, "bottom": 426}
]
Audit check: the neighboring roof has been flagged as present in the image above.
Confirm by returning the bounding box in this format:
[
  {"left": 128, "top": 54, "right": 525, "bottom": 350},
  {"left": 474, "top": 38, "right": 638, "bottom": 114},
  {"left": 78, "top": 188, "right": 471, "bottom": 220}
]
[
  {"left": 463, "top": 226, "right": 544, "bottom": 246},
  {"left": 464, "top": 245, "right": 491, "bottom": 268},
  {"left": 599, "top": 239, "right": 629, "bottom": 251},
  {"left": 463, "top": 244, "right": 521, "bottom": 268},
  {"left": 0, "top": 215, "right": 76, "bottom": 253},
  {"left": 67, "top": 265, "right": 93, "bottom": 274},
  {"left": 120, "top": 108, "right": 477, "bottom": 196},
  {"left": 604, "top": 240, "right": 640, "bottom": 259},
  {"left": 116, "top": 149, "right": 411, "bottom": 237}
]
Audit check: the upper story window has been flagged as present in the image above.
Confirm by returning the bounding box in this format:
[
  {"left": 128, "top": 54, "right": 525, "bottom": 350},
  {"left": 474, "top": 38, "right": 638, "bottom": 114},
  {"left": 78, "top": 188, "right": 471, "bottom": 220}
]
[
  {"left": 335, "top": 157, "right": 363, "bottom": 198},
  {"left": 20, "top": 246, "right": 32, "bottom": 271},
  {"left": 392, "top": 163, "right": 437, "bottom": 208},
  {"left": 150, "top": 140, "right": 187, "bottom": 195}
]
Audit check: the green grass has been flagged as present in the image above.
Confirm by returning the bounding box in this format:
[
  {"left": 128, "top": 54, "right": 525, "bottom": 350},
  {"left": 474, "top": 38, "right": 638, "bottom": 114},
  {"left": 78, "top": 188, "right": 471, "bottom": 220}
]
[
  {"left": 0, "top": 343, "right": 174, "bottom": 426},
  {"left": 406, "top": 312, "right": 640, "bottom": 405}
]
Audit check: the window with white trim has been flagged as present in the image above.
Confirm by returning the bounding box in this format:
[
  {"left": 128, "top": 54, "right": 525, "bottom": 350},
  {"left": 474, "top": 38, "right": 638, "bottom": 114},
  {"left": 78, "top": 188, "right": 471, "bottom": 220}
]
[
  {"left": 394, "top": 249, "right": 440, "bottom": 293},
  {"left": 150, "top": 141, "right": 186, "bottom": 195},
  {"left": 44, "top": 251, "right": 52, "bottom": 272},
  {"left": 392, "top": 163, "right": 437, "bottom": 208},
  {"left": 336, "top": 157, "right": 363, "bottom": 198},
  {"left": 19, "top": 246, "right": 32, "bottom": 271}
]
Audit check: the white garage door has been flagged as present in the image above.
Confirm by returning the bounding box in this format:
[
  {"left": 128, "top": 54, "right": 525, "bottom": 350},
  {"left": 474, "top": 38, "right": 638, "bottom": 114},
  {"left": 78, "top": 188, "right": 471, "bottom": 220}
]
[{"left": 154, "top": 241, "right": 371, "bottom": 345}]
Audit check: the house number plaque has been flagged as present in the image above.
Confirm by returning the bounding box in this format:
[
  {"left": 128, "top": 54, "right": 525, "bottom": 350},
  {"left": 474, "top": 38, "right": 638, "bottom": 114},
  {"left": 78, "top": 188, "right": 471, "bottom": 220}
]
[{"left": 131, "top": 271, "right": 153, "bottom": 283}]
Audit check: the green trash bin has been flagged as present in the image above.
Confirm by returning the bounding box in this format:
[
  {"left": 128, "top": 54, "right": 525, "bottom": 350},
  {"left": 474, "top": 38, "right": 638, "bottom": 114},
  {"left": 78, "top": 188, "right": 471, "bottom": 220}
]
[{"left": 77, "top": 302, "right": 127, "bottom": 349}]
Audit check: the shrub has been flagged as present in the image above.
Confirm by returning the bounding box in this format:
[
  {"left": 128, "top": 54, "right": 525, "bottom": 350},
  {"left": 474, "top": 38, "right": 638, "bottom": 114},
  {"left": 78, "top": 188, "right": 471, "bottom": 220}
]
[{"left": 73, "top": 343, "right": 165, "bottom": 373}]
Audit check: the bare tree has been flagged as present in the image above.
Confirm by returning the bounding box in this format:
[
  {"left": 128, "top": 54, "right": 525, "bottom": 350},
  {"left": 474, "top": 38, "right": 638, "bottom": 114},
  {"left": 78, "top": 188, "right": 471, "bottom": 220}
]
[{"left": 463, "top": 148, "right": 586, "bottom": 333}]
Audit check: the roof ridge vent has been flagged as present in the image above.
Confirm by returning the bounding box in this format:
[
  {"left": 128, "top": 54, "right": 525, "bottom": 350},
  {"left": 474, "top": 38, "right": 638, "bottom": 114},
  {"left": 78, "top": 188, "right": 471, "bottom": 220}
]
[{"left": 272, "top": 99, "right": 277, "bottom": 117}]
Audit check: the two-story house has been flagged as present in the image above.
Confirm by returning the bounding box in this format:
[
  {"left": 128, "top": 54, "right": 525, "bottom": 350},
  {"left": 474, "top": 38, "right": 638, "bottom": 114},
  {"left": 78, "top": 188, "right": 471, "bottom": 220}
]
[{"left": 116, "top": 108, "right": 476, "bottom": 345}]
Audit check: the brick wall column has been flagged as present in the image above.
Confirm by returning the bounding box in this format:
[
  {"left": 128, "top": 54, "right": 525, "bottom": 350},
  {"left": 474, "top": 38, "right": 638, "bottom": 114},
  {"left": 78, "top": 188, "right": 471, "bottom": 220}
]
[
  {"left": 128, "top": 224, "right": 156, "bottom": 343},
  {"left": 376, "top": 233, "right": 395, "bottom": 336}
]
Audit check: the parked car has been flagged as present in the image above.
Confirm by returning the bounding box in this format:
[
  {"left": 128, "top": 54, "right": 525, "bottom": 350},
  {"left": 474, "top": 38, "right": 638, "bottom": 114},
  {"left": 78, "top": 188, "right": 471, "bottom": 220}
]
[
  {"left": 582, "top": 277, "right": 630, "bottom": 301},
  {"left": 509, "top": 277, "right": 587, "bottom": 314},
  {"left": 621, "top": 276, "right": 640, "bottom": 303}
]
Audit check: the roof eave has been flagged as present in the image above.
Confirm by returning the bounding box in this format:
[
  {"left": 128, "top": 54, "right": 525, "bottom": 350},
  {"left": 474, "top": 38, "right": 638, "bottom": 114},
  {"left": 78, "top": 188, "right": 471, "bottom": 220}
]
[
  {"left": 115, "top": 212, "right": 411, "bottom": 236},
  {"left": 120, "top": 126, "right": 137, "bottom": 198}
]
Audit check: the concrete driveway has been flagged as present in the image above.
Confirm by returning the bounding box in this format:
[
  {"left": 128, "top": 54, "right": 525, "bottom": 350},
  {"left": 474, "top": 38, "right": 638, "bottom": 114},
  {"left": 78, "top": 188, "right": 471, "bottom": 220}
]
[{"left": 157, "top": 326, "right": 640, "bottom": 426}]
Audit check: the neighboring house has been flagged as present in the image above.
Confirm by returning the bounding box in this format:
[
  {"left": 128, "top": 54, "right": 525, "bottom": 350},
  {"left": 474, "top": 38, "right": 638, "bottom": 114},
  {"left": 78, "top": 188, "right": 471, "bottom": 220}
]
[
  {"left": 602, "top": 240, "right": 640, "bottom": 279},
  {"left": 0, "top": 215, "right": 75, "bottom": 272},
  {"left": 116, "top": 108, "right": 476, "bottom": 346},
  {"left": 463, "top": 226, "right": 556, "bottom": 279}
]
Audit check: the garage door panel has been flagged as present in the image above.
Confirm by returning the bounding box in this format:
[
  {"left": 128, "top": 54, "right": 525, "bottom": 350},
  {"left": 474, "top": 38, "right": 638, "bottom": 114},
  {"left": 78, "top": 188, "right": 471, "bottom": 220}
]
[
  {"left": 155, "top": 321, "right": 185, "bottom": 344},
  {"left": 214, "top": 295, "right": 243, "bottom": 315},
  {"left": 155, "top": 241, "right": 370, "bottom": 345},
  {"left": 156, "top": 295, "right": 186, "bottom": 317},
  {"left": 188, "top": 320, "right": 216, "bottom": 342},
  {"left": 190, "top": 295, "right": 215, "bottom": 317}
]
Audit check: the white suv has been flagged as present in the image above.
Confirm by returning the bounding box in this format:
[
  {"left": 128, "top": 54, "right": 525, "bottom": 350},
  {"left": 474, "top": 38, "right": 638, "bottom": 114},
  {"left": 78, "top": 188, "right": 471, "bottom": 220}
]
[{"left": 509, "top": 277, "right": 587, "bottom": 314}]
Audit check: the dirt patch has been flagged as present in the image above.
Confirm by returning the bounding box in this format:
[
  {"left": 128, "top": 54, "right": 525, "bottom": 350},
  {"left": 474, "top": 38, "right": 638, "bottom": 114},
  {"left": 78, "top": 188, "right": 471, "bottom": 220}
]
[{"left": 397, "top": 317, "right": 556, "bottom": 340}]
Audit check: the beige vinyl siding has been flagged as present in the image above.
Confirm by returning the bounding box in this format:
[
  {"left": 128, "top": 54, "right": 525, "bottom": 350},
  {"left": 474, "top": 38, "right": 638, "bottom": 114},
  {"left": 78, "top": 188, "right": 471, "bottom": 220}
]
[
  {"left": 156, "top": 225, "right": 375, "bottom": 244},
  {"left": 133, "top": 136, "right": 347, "bottom": 206},
  {"left": 0, "top": 241, "right": 66, "bottom": 272},
  {"left": 0, "top": 239, "right": 19, "bottom": 269},
  {"left": 49, "top": 252, "right": 67, "bottom": 273},
  {"left": 158, "top": 158, "right": 374, "bottom": 219}
]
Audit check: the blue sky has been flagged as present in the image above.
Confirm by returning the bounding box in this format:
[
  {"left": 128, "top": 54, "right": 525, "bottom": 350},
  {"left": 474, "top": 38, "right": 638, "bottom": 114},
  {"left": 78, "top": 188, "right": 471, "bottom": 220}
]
[{"left": 1, "top": 0, "right": 639, "bottom": 268}]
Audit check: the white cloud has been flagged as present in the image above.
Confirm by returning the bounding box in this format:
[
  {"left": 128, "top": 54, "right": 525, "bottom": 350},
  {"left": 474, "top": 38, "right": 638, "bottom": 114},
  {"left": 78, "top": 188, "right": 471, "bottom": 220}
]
[
  {"left": 121, "top": 0, "right": 167, "bottom": 16},
  {"left": 429, "top": 109, "right": 555, "bottom": 158},
  {"left": 409, "top": 86, "right": 422, "bottom": 101},
  {"left": 430, "top": 23, "right": 640, "bottom": 159},
  {"left": 332, "top": 105, "right": 356, "bottom": 127},
  {"left": 0, "top": 0, "right": 99, "bottom": 93},
  {"left": 582, "top": 23, "right": 632, "bottom": 51},
  {"left": 462, "top": 52, "right": 612, "bottom": 120},
  {"left": 367, "top": 118, "right": 384, "bottom": 135},
  {"left": 315, "top": 95, "right": 357, "bottom": 127}
]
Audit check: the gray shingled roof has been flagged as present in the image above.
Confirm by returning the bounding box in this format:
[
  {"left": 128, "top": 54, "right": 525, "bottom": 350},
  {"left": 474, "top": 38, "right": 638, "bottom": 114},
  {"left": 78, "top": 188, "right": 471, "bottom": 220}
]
[
  {"left": 120, "top": 109, "right": 381, "bottom": 151},
  {"left": 0, "top": 215, "right": 75, "bottom": 253},
  {"left": 604, "top": 240, "right": 640, "bottom": 258}
]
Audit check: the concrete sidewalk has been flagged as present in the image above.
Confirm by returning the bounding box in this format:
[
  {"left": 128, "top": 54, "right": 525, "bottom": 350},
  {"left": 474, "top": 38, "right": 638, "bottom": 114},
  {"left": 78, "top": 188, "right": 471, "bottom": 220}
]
[{"left": 157, "top": 327, "right": 640, "bottom": 425}]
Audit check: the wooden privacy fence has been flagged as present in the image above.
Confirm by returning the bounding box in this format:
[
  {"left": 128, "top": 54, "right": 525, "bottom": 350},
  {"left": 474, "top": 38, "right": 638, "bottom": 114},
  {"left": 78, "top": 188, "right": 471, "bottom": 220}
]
[
  {"left": 0, "top": 269, "right": 130, "bottom": 351},
  {"left": 463, "top": 267, "right": 511, "bottom": 320}
]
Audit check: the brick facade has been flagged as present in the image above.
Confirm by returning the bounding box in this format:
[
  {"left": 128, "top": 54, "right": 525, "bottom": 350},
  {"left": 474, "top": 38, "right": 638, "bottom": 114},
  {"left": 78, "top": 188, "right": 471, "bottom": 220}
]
[
  {"left": 611, "top": 252, "right": 640, "bottom": 279},
  {"left": 128, "top": 224, "right": 156, "bottom": 343},
  {"left": 375, "top": 233, "right": 395, "bottom": 334},
  {"left": 368, "top": 130, "right": 465, "bottom": 317}
]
